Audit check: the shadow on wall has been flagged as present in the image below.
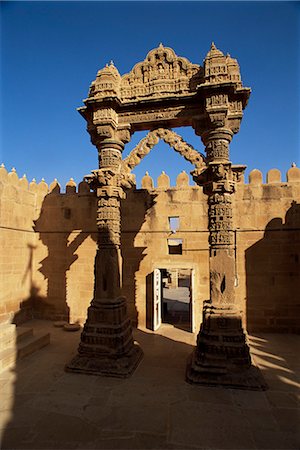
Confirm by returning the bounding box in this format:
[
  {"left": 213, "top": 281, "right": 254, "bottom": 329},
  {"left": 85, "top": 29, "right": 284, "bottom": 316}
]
[
  {"left": 121, "top": 188, "right": 157, "bottom": 326},
  {"left": 13, "top": 242, "right": 50, "bottom": 325},
  {"left": 15, "top": 182, "right": 157, "bottom": 327},
  {"left": 246, "top": 201, "right": 300, "bottom": 333},
  {"left": 32, "top": 186, "right": 97, "bottom": 323}
]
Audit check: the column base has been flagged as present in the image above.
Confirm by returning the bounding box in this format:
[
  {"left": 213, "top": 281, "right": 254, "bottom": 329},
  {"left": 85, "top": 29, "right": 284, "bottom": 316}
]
[
  {"left": 186, "top": 353, "right": 267, "bottom": 390},
  {"left": 186, "top": 302, "right": 267, "bottom": 390},
  {"left": 66, "top": 343, "right": 143, "bottom": 378},
  {"left": 65, "top": 296, "right": 143, "bottom": 378}
]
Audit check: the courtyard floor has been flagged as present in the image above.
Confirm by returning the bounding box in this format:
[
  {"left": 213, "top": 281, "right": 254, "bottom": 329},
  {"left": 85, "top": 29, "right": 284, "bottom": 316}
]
[{"left": 0, "top": 320, "right": 299, "bottom": 450}]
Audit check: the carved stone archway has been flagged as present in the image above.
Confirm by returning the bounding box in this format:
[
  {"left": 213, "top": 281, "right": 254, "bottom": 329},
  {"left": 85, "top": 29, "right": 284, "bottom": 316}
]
[
  {"left": 67, "top": 44, "right": 266, "bottom": 389},
  {"left": 122, "top": 128, "right": 206, "bottom": 174}
]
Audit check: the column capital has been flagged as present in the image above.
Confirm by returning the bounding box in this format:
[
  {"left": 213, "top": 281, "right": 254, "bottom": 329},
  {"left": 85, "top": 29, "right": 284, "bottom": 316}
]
[
  {"left": 201, "top": 128, "right": 233, "bottom": 146},
  {"left": 200, "top": 127, "right": 234, "bottom": 163}
]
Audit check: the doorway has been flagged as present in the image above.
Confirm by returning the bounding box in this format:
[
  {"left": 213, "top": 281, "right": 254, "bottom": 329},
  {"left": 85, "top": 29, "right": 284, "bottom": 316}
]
[{"left": 146, "top": 268, "right": 195, "bottom": 333}]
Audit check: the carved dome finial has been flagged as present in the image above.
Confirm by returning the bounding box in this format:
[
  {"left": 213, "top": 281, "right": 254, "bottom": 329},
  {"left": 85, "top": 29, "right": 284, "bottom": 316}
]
[{"left": 205, "top": 42, "right": 224, "bottom": 59}]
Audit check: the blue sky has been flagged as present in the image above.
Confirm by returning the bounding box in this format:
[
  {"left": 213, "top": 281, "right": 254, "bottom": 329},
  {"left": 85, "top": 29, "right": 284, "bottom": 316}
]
[{"left": 1, "top": 1, "right": 299, "bottom": 189}]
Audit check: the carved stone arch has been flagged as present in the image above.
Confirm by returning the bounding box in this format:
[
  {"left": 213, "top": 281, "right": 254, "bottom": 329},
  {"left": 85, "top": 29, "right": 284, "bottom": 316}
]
[{"left": 121, "top": 128, "right": 207, "bottom": 174}]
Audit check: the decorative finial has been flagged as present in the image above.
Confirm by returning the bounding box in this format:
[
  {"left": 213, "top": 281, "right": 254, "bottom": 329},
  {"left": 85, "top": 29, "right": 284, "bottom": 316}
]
[
  {"left": 159, "top": 43, "right": 164, "bottom": 48},
  {"left": 70, "top": 177, "right": 74, "bottom": 181},
  {"left": 54, "top": 178, "right": 57, "bottom": 182},
  {"left": 42, "top": 177, "right": 45, "bottom": 181},
  {"left": 291, "top": 162, "right": 296, "bottom": 167},
  {"left": 162, "top": 170, "right": 165, "bottom": 174},
  {"left": 23, "top": 174, "right": 27, "bottom": 179},
  {"left": 109, "top": 60, "right": 114, "bottom": 66},
  {"left": 145, "top": 171, "right": 149, "bottom": 176},
  {"left": 211, "top": 42, "right": 216, "bottom": 49},
  {"left": 32, "top": 178, "right": 36, "bottom": 182},
  {"left": 1, "top": 163, "right": 4, "bottom": 168},
  {"left": 12, "top": 167, "right": 16, "bottom": 172}
]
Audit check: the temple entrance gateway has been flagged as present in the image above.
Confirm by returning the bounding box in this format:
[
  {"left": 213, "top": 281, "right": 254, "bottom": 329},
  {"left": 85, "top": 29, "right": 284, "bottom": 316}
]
[
  {"left": 146, "top": 268, "right": 195, "bottom": 333},
  {"left": 66, "top": 43, "right": 267, "bottom": 389}
]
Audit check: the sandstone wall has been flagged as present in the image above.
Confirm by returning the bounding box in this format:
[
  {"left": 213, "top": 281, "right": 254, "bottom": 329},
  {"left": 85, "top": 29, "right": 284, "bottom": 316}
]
[
  {"left": 0, "top": 164, "right": 299, "bottom": 332},
  {"left": 0, "top": 166, "right": 47, "bottom": 324},
  {"left": 234, "top": 167, "right": 300, "bottom": 333}
]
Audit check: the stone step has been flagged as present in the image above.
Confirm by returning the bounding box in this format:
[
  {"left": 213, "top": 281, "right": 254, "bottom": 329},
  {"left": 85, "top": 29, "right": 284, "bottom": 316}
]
[
  {"left": 0, "top": 326, "right": 33, "bottom": 351},
  {"left": 0, "top": 331, "right": 50, "bottom": 374},
  {"left": 17, "top": 332, "right": 50, "bottom": 359},
  {"left": 17, "top": 327, "right": 34, "bottom": 343}
]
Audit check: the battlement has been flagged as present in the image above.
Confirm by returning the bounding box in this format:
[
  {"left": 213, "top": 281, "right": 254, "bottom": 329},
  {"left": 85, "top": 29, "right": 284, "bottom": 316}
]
[
  {"left": 140, "top": 166, "right": 300, "bottom": 190},
  {"left": 0, "top": 164, "right": 91, "bottom": 197},
  {"left": 1, "top": 163, "right": 299, "bottom": 200}
]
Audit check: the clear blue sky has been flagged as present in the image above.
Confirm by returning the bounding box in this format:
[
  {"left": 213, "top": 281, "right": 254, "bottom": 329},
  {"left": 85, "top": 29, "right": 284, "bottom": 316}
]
[{"left": 1, "top": 1, "right": 299, "bottom": 189}]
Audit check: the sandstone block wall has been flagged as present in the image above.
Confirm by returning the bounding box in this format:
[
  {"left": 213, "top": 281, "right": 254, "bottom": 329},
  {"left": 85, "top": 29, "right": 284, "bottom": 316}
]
[
  {"left": 234, "top": 167, "right": 300, "bottom": 333},
  {"left": 0, "top": 165, "right": 299, "bottom": 333}
]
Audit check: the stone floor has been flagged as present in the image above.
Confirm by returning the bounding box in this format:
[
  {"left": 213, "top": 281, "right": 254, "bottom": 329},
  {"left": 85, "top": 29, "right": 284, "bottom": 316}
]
[{"left": 0, "top": 319, "right": 299, "bottom": 449}]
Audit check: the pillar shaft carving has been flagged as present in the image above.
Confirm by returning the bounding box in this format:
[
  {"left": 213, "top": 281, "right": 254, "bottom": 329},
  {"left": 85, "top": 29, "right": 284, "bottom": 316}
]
[
  {"left": 187, "top": 127, "right": 266, "bottom": 390},
  {"left": 66, "top": 135, "right": 143, "bottom": 378}
]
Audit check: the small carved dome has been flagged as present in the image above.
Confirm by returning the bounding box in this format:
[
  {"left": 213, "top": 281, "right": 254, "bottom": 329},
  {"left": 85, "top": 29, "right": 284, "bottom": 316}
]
[
  {"left": 89, "top": 61, "right": 121, "bottom": 98},
  {"left": 97, "top": 61, "right": 121, "bottom": 80},
  {"left": 205, "top": 42, "right": 224, "bottom": 60}
]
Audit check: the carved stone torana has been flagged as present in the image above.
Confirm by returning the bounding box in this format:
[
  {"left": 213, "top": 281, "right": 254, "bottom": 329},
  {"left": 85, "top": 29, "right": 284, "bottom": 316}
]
[
  {"left": 78, "top": 43, "right": 250, "bottom": 134},
  {"left": 70, "top": 43, "right": 265, "bottom": 388}
]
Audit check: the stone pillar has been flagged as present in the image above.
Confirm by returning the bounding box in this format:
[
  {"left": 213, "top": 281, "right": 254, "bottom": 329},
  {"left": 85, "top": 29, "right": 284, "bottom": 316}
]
[
  {"left": 66, "top": 137, "right": 143, "bottom": 377},
  {"left": 186, "top": 127, "right": 266, "bottom": 389}
]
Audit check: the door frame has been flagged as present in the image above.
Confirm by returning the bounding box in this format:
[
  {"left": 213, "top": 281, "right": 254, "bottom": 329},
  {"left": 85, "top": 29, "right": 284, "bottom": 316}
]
[{"left": 150, "top": 266, "right": 195, "bottom": 333}]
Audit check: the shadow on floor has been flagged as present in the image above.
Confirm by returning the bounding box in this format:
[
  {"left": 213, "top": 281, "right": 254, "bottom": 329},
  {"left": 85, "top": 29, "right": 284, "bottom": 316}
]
[{"left": 1, "top": 321, "right": 299, "bottom": 450}]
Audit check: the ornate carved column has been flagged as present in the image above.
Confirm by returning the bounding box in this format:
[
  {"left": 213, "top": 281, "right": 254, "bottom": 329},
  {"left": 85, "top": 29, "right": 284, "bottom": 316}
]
[
  {"left": 186, "top": 44, "right": 266, "bottom": 389},
  {"left": 66, "top": 62, "right": 142, "bottom": 376}
]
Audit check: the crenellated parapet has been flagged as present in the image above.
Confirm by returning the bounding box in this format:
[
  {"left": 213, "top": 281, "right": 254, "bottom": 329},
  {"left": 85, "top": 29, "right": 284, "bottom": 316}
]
[
  {"left": 0, "top": 165, "right": 92, "bottom": 197},
  {"left": 246, "top": 166, "right": 300, "bottom": 185}
]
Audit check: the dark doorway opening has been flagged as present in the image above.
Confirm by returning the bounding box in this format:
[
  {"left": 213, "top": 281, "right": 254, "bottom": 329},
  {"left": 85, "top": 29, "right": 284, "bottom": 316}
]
[{"left": 161, "top": 268, "right": 192, "bottom": 332}]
